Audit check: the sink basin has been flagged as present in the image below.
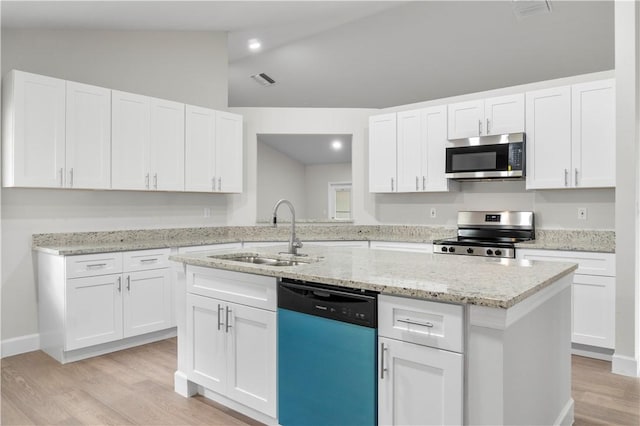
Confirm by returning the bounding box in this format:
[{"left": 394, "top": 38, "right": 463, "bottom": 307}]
[{"left": 208, "top": 253, "right": 311, "bottom": 267}]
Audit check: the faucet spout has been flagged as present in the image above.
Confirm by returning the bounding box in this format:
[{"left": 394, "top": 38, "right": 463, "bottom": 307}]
[{"left": 272, "top": 199, "right": 303, "bottom": 255}]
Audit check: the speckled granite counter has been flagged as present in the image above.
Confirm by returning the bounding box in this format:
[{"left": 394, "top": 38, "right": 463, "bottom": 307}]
[
  {"left": 32, "top": 225, "right": 614, "bottom": 255},
  {"left": 170, "top": 245, "right": 577, "bottom": 309}
]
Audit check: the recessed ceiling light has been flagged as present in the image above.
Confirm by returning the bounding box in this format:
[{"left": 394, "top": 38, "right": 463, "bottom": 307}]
[
  {"left": 248, "top": 38, "right": 262, "bottom": 51},
  {"left": 331, "top": 140, "right": 343, "bottom": 150}
]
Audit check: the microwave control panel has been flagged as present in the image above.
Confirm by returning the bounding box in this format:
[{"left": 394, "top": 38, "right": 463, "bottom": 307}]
[{"left": 508, "top": 142, "right": 524, "bottom": 171}]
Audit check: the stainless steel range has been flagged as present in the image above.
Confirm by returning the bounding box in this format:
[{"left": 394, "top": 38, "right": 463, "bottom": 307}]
[{"left": 433, "top": 211, "right": 534, "bottom": 259}]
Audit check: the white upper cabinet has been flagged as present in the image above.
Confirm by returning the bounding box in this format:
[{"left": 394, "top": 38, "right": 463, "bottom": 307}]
[
  {"left": 66, "top": 81, "right": 111, "bottom": 189},
  {"left": 369, "top": 113, "right": 398, "bottom": 192},
  {"left": 111, "top": 90, "right": 151, "bottom": 190},
  {"left": 525, "top": 86, "right": 572, "bottom": 189},
  {"left": 526, "top": 79, "right": 615, "bottom": 190},
  {"left": 571, "top": 79, "right": 615, "bottom": 188},
  {"left": 149, "top": 98, "right": 185, "bottom": 191},
  {"left": 185, "top": 106, "right": 243, "bottom": 193},
  {"left": 185, "top": 105, "right": 217, "bottom": 192},
  {"left": 215, "top": 111, "right": 243, "bottom": 193},
  {"left": 3, "top": 70, "right": 66, "bottom": 188},
  {"left": 397, "top": 105, "right": 451, "bottom": 192},
  {"left": 447, "top": 94, "right": 524, "bottom": 139}
]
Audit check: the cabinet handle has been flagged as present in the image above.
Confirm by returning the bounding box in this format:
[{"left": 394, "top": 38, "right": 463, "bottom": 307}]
[
  {"left": 117, "top": 276, "right": 122, "bottom": 292},
  {"left": 69, "top": 168, "right": 74, "bottom": 188},
  {"left": 145, "top": 173, "right": 150, "bottom": 189},
  {"left": 225, "top": 306, "right": 232, "bottom": 333},
  {"left": 212, "top": 177, "right": 216, "bottom": 191},
  {"left": 218, "top": 177, "right": 222, "bottom": 191},
  {"left": 380, "top": 342, "right": 388, "bottom": 379},
  {"left": 415, "top": 176, "right": 419, "bottom": 191},
  {"left": 59, "top": 168, "right": 64, "bottom": 187},
  {"left": 391, "top": 177, "right": 395, "bottom": 192},
  {"left": 422, "top": 176, "right": 426, "bottom": 191},
  {"left": 86, "top": 263, "right": 107, "bottom": 269},
  {"left": 140, "top": 258, "right": 158, "bottom": 264},
  {"left": 564, "top": 169, "right": 568, "bottom": 186},
  {"left": 575, "top": 168, "right": 579, "bottom": 186},
  {"left": 486, "top": 118, "right": 490, "bottom": 135},
  {"left": 153, "top": 173, "right": 158, "bottom": 190},
  {"left": 217, "top": 304, "right": 224, "bottom": 331},
  {"left": 397, "top": 318, "right": 434, "bottom": 328},
  {"left": 126, "top": 275, "right": 131, "bottom": 292},
  {"left": 478, "top": 119, "right": 482, "bottom": 135}
]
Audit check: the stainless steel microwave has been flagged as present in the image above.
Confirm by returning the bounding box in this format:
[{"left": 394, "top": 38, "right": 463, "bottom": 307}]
[{"left": 445, "top": 132, "right": 525, "bottom": 180}]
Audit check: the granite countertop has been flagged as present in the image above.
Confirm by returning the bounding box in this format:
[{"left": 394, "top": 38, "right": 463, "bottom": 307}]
[
  {"left": 32, "top": 225, "right": 615, "bottom": 256},
  {"left": 169, "top": 245, "right": 577, "bottom": 309}
]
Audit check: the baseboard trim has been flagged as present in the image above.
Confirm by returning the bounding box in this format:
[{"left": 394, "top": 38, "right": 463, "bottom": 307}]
[
  {"left": 1, "top": 333, "right": 40, "bottom": 358},
  {"left": 612, "top": 353, "right": 640, "bottom": 377},
  {"left": 554, "top": 398, "right": 574, "bottom": 426}
]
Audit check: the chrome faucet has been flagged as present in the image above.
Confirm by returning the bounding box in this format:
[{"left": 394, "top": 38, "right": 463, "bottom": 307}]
[{"left": 272, "top": 199, "right": 303, "bottom": 255}]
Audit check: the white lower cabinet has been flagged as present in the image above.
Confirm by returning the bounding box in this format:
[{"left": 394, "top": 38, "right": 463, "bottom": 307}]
[
  {"left": 185, "top": 267, "right": 277, "bottom": 418},
  {"left": 38, "top": 248, "right": 174, "bottom": 363},
  {"left": 516, "top": 248, "right": 615, "bottom": 351},
  {"left": 378, "top": 295, "right": 464, "bottom": 425}
]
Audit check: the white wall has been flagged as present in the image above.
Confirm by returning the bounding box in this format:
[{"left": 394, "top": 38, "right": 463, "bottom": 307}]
[
  {"left": 256, "top": 141, "right": 307, "bottom": 221},
  {"left": 1, "top": 29, "right": 229, "bottom": 341},
  {"left": 305, "top": 163, "right": 351, "bottom": 220}
]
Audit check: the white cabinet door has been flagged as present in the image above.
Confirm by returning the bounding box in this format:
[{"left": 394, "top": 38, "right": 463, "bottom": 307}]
[
  {"left": 378, "top": 337, "right": 463, "bottom": 426},
  {"left": 3, "top": 70, "right": 66, "bottom": 188},
  {"left": 185, "top": 105, "right": 216, "bottom": 192},
  {"left": 215, "top": 111, "right": 243, "bottom": 193},
  {"left": 572, "top": 274, "right": 615, "bottom": 349},
  {"left": 369, "top": 113, "right": 397, "bottom": 192},
  {"left": 447, "top": 100, "right": 483, "bottom": 139},
  {"left": 396, "top": 110, "right": 423, "bottom": 192},
  {"left": 226, "top": 302, "right": 276, "bottom": 416},
  {"left": 525, "top": 86, "right": 572, "bottom": 189},
  {"left": 150, "top": 98, "right": 185, "bottom": 191},
  {"left": 66, "top": 274, "right": 123, "bottom": 350},
  {"left": 112, "top": 90, "right": 150, "bottom": 190},
  {"left": 571, "top": 79, "right": 615, "bottom": 188},
  {"left": 422, "top": 105, "right": 449, "bottom": 191},
  {"left": 186, "top": 293, "right": 227, "bottom": 394},
  {"left": 123, "top": 269, "right": 172, "bottom": 338},
  {"left": 484, "top": 93, "right": 525, "bottom": 136},
  {"left": 65, "top": 81, "right": 111, "bottom": 189}
]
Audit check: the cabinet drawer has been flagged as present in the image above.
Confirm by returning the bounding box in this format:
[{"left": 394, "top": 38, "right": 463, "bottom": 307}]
[
  {"left": 186, "top": 266, "right": 277, "bottom": 311},
  {"left": 66, "top": 253, "right": 123, "bottom": 278},
  {"left": 123, "top": 248, "right": 170, "bottom": 271},
  {"left": 517, "top": 249, "right": 615, "bottom": 276},
  {"left": 378, "top": 294, "right": 464, "bottom": 353}
]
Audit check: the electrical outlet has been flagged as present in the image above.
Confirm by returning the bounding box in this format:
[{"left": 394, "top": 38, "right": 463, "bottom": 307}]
[
  {"left": 430, "top": 208, "right": 437, "bottom": 218},
  {"left": 203, "top": 207, "right": 211, "bottom": 218},
  {"left": 577, "top": 207, "right": 587, "bottom": 220}
]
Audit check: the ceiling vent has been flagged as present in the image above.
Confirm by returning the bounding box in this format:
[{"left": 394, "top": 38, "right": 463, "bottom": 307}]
[
  {"left": 251, "top": 73, "right": 276, "bottom": 87},
  {"left": 512, "top": 0, "right": 552, "bottom": 19}
]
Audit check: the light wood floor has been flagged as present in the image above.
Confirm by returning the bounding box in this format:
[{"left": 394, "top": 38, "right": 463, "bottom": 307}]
[{"left": 2, "top": 338, "right": 639, "bottom": 425}]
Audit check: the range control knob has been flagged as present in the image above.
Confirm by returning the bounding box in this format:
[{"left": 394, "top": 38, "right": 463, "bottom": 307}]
[
  {"left": 466, "top": 248, "right": 474, "bottom": 254},
  {"left": 486, "top": 249, "right": 493, "bottom": 255},
  {"left": 441, "top": 246, "right": 448, "bottom": 253},
  {"left": 448, "top": 247, "right": 455, "bottom": 253},
  {"left": 495, "top": 250, "right": 502, "bottom": 256}
]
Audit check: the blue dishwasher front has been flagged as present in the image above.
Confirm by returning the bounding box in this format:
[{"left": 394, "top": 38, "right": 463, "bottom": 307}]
[{"left": 278, "top": 279, "right": 377, "bottom": 426}]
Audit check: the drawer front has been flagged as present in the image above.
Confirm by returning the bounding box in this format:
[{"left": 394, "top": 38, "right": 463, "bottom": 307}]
[
  {"left": 378, "top": 294, "right": 464, "bottom": 353},
  {"left": 186, "top": 265, "right": 277, "bottom": 311},
  {"left": 66, "top": 253, "right": 123, "bottom": 278},
  {"left": 122, "top": 248, "right": 171, "bottom": 272},
  {"left": 517, "top": 249, "right": 615, "bottom": 276}
]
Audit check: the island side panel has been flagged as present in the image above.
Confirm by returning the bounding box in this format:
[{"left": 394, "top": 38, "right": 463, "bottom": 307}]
[
  {"left": 467, "top": 273, "right": 574, "bottom": 425},
  {"left": 172, "top": 260, "right": 197, "bottom": 397}
]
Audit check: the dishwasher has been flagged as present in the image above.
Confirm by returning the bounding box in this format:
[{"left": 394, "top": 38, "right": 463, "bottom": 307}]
[{"left": 278, "top": 278, "right": 377, "bottom": 426}]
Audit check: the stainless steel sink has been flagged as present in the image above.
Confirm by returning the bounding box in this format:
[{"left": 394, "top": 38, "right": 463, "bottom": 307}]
[{"left": 208, "top": 253, "right": 311, "bottom": 267}]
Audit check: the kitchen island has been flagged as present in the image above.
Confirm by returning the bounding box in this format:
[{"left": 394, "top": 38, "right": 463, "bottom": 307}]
[{"left": 171, "top": 245, "right": 576, "bottom": 425}]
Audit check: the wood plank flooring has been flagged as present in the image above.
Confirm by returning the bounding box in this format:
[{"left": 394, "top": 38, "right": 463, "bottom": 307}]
[{"left": 2, "top": 338, "right": 639, "bottom": 425}]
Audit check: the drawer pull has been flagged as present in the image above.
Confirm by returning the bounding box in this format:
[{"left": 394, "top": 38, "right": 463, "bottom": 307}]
[
  {"left": 397, "top": 318, "right": 434, "bottom": 328},
  {"left": 86, "top": 263, "right": 107, "bottom": 269},
  {"left": 139, "top": 258, "right": 158, "bottom": 263}
]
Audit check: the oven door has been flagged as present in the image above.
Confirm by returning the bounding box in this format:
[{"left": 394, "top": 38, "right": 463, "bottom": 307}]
[{"left": 445, "top": 141, "right": 524, "bottom": 179}]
